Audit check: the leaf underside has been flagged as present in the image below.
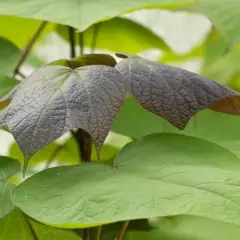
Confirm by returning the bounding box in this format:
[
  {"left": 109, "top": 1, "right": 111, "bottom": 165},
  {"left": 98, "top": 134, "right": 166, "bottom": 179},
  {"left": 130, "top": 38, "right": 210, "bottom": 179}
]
[
  {"left": 0, "top": 65, "right": 126, "bottom": 172},
  {"left": 115, "top": 55, "right": 240, "bottom": 129},
  {"left": 12, "top": 134, "right": 240, "bottom": 227}
]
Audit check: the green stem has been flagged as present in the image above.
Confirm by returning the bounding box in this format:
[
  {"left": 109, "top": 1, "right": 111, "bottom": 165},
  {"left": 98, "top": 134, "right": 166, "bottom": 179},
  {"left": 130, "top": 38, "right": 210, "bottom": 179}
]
[
  {"left": 13, "top": 21, "right": 47, "bottom": 77},
  {"left": 117, "top": 221, "right": 130, "bottom": 240},
  {"left": 69, "top": 26, "right": 76, "bottom": 58},
  {"left": 96, "top": 226, "right": 102, "bottom": 240},
  {"left": 72, "top": 129, "right": 92, "bottom": 240}
]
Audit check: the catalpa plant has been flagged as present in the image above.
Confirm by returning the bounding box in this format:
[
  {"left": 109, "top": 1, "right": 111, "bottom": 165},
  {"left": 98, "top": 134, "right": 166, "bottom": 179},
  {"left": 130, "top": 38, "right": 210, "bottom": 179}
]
[{"left": 1, "top": 53, "right": 240, "bottom": 172}]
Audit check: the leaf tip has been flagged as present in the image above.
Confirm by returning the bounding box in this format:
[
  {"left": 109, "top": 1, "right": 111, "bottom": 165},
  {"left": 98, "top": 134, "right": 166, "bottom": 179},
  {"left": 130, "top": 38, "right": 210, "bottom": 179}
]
[{"left": 22, "top": 154, "right": 30, "bottom": 178}]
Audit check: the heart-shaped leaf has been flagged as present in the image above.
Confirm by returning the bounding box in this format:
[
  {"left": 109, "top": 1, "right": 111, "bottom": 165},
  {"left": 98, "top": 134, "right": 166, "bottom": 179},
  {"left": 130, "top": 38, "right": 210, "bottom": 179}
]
[
  {"left": 115, "top": 55, "right": 240, "bottom": 129},
  {"left": 0, "top": 156, "right": 20, "bottom": 219},
  {"left": 0, "top": 65, "right": 126, "bottom": 172},
  {"left": 12, "top": 134, "right": 240, "bottom": 227},
  {"left": 0, "top": 209, "right": 82, "bottom": 240}
]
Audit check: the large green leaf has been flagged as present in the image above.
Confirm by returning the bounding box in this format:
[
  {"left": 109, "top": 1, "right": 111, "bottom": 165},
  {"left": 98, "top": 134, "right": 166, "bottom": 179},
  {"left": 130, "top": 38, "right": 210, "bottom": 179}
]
[
  {"left": 0, "top": 1, "right": 239, "bottom": 47},
  {"left": 0, "top": 1, "right": 193, "bottom": 32},
  {"left": 0, "top": 16, "right": 54, "bottom": 48},
  {"left": 113, "top": 97, "right": 240, "bottom": 158},
  {"left": 0, "top": 209, "right": 81, "bottom": 240},
  {"left": 130, "top": 215, "right": 240, "bottom": 240},
  {"left": 12, "top": 134, "right": 240, "bottom": 227},
  {"left": 0, "top": 156, "right": 20, "bottom": 218},
  {"left": 56, "top": 17, "right": 170, "bottom": 53},
  {"left": 0, "top": 37, "right": 20, "bottom": 76}
]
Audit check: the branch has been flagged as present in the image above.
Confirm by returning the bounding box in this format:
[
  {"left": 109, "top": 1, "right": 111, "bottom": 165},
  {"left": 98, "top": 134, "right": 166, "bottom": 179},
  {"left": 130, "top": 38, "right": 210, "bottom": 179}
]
[
  {"left": 69, "top": 26, "right": 76, "bottom": 58},
  {"left": 13, "top": 21, "right": 47, "bottom": 77},
  {"left": 91, "top": 23, "right": 100, "bottom": 53},
  {"left": 117, "top": 221, "right": 130, "bottom": 240}
]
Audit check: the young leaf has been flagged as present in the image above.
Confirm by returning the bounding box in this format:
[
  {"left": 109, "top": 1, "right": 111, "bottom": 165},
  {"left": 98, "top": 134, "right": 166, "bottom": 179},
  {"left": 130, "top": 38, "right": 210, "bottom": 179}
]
[
  {"left": 12, "top": 134, "right": 240, "bottom": 227},
  {"left": 115, "top": 55, "right": 240, "bottom": 129},
  {"left": 0, "top": 156, "right": 20, "bottom": 219},
  {"left": 0, "top": 209, "right": 82, "bottom": 240},
  {"left": 0, "top": 65, "right": 126, "bottom": 172}
]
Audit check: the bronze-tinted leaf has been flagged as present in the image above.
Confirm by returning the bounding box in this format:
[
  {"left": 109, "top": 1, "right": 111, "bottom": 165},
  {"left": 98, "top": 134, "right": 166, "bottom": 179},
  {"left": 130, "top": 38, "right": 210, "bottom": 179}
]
[
  {"left": 115, "top": 55, "right": 240, "bottom": 129},
  {"left": 0, "top": 65, "right": 126, "bottom": 172}
]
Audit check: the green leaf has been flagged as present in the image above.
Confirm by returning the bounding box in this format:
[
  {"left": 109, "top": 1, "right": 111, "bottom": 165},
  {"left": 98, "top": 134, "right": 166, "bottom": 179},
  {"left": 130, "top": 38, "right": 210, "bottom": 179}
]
[
  {"left": 0, "top": 65, "right": 126, "bottom": 172},
  {"left": 189, "top": 0, "right": 240, "bottom": 48},
  {"left": 56, "top": 17, "right": 170, "bottom": 54},
  {"left": 0, "top": 1, "right": 193, "bottom": 32},
  {"left": 12, "top": 134, "right": 240, "bottom": 227},
  {"left": 0, "top": 16, "right": 54, "bottom": 48},
  {"left": 130, "top": 215, "right": 240, "bottom": 240},
  {"left": 0, "top": 76, "right": 20, "bottom": 98},
  {"left": 0, "top": 156, "right": 20, "bottom": 219},
  {"left": 113, "top": 97, "right": 240, "bottom": 158},
  {"left": 0, "top": 37, "right": 20, "bottom": 76},
  {"left": 0, "top": 209, "right": 82, "bottom": 240}
]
